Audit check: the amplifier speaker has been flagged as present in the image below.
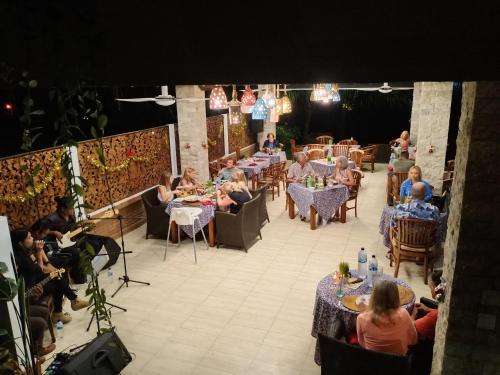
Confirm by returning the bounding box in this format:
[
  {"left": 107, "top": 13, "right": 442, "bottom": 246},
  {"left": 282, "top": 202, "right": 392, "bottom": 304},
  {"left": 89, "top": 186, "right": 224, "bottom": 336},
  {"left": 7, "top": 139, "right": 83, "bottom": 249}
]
[{"left": 61, "top": 331, "right": 132, "bottom": 375}]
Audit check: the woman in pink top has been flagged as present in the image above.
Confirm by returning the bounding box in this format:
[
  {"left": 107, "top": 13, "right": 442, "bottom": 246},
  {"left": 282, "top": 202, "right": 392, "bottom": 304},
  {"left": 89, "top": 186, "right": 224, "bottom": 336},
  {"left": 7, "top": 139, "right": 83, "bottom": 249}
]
[
  {"left": 331, "top": 156, "right": 355, "bottom": 189},
  {"left": 356, "top": 280, "right": 417, "bottom": 356}
]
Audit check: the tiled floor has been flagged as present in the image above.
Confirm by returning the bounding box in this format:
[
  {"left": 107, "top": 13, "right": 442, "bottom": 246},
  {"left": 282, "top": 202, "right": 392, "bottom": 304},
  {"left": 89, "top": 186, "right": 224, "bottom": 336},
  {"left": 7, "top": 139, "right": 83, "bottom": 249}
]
[{"left": 49, "top": 163, "right": 433, "bottom": 374}]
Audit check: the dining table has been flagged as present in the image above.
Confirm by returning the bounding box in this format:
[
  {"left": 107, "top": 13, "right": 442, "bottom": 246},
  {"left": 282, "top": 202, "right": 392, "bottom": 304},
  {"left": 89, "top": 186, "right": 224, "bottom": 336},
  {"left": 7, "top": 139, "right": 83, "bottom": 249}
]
[
  {"left": 165, "top": 199, "right": 216, "bottom": 247},
  {"left": 287, "top": 182, "right": 350, "bottom": 229},
  {"left": 309, "top": 158, "right": 356, "bottom": 176},
  {"left": 236, "top": 158, "right": 270, "bottom": 190},
  {"left": 252, "top": 151, "right": 287, "bottom": 165},
  {"left": 311, "top": 271, "right": 416, "bottom": 365}
]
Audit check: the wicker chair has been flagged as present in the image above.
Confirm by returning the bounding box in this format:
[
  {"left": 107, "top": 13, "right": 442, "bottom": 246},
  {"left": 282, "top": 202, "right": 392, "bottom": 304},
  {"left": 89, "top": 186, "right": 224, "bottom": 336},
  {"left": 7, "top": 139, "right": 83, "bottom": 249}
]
[
  {"left": 391, "top": 173, "right": 408, "bottom": 204},
  {"left": 141, "top": 187, "right": 170, "bottom": 239},
  {"left": 215, "top": 195, "right": 261, "bottom": 252},
  {"left": 390, "top": 218, "right": 438, "bottom": 284},
  {"left": 337, "top": 139, "right": 358, "bottom": 145},
  {"left": 277, "top": 160, "right": 288, "bottom": 190},
  {"left": 345, "top": 170, "right": 363, "bottom": 218},
  {"left": 316, "top": 135, "right": 333, "bottom": 144},
  {"left": 360, "top": 144, "right": 379, "bottom": 173},
  {"left": 307, "top": 149, "right": 325, "bottom": 161},
  {"left": 250, "top": 184, "right": 270, "bottom": 226},
  {"left": 332, "top": 145, "right": 350, "bottom": 157},
  {"left": 306, "top": 143, "right": 325, "bottom": 150},
  {"left": 349, "top": 149, "right": 364, "bottom": 168}
]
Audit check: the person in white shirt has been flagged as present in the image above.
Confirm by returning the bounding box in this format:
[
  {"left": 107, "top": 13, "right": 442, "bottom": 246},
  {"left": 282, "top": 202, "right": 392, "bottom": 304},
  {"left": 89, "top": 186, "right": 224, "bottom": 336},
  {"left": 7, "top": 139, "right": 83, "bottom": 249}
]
[{"left": 287, "top": 152, "right": 315, "bottom": 182}]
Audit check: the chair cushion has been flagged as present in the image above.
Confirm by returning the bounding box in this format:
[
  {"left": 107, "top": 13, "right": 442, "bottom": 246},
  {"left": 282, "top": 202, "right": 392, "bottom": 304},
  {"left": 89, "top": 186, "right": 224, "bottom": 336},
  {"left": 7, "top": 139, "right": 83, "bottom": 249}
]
[{"left": 391, "top": 238, "right": 430, "bottom": 252}]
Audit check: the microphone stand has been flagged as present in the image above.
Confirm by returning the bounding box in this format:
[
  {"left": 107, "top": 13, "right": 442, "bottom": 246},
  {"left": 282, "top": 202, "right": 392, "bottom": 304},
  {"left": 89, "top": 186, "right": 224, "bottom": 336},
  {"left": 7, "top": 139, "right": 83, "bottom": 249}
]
[{"left": 85, "top": 213, "right": 151, "bottom": 298}]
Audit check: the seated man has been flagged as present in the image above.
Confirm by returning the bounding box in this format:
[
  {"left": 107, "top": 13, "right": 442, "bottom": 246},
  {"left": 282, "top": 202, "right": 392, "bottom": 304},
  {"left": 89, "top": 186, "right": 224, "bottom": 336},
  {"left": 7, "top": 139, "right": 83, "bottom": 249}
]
[
  {"left": 287, "top": 152, "right": 314, "bottom": 182},
  {"left": 412, "top": 270, "right": 444, "bottom": 341},
  {"left": 392, "top": 150, "right": 415, "bottom": 173},
  {"left": 215, "top": 159, "right": 241, "bottom": 184}
]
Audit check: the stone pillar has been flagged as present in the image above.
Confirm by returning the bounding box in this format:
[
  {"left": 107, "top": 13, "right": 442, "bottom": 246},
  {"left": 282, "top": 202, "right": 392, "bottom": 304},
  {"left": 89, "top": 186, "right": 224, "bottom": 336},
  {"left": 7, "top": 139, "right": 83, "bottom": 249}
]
[
  {"left": 256, "top": 84, "right": 276, "bottom": 149},
  {"left": 414, "top": 82, "right": 453, "bottom": 193},
  {"left": 176, "top": 85, "right": 209, "bottom": 182},
  {"left": 432, "top": 82, "right": 500, "bottom": 375},
  {"left": 409, "top": 82, "right": 422, "bottom": 144}
]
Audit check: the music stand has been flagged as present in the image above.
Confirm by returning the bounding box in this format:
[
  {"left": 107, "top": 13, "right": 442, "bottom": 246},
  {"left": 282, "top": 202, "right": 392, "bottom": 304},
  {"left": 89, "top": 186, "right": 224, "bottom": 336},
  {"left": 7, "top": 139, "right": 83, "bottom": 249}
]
[{"left": 86, "top": 248, "right": 126, "bottom": 332}]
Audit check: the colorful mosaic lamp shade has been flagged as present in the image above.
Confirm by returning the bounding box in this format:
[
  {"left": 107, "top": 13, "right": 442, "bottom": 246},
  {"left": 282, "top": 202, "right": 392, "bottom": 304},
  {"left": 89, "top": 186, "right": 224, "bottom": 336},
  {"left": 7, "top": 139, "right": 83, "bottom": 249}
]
[
  {"left": 274, "top": 98, "right": 283, "bottom": 115},
  {"left": 241, "top": 85, "right": 256, "bottom": 105},
  {"left": 262, "top": 89, "right": 276, "bottom": 109},
  {"left": 269, "top": 108, "right": 279, "bottom": 123},
  {"left": 209, "top": 85, "right": 228, "bottom": 110},
  {"left": 251, "top": 98, "right": 268, "bottom": 120},
  {"left": 311, "top": 83, "right": 330, "bottom": 102}
]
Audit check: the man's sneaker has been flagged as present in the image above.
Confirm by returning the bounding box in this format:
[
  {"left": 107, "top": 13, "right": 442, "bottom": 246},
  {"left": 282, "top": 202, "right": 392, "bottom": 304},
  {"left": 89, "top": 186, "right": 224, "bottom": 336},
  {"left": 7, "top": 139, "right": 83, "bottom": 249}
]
[
  {"left": 71, "top": 298, "right": 90, "bottom": 311},
  {"left": 52, "top": 312, "right": 72, "bottom": 324}
]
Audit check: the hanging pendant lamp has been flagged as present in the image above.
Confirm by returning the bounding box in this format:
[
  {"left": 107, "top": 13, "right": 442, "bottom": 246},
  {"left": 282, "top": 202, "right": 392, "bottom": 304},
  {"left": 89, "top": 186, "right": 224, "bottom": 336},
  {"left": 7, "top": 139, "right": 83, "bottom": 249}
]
[
  {"left": 331, "top": 83, "right": 341, "bottom": 102},
  {"left": 281, "top": 84, "right": 292, "bottom": 114},
  {"left": 262, "top": 86, "right": 277, "bottom": 109},
  {"left": 251, "top": 98, "right": 268, "bottom": 120},
  {"left": 228, "top": 85, "right": 242, "bottom": 125},
  {"left": 209, "top": 85, "right": 228, "bottom": 110},
  {"left": 240, "top": 85, "right": 256, "bottom": 114}
]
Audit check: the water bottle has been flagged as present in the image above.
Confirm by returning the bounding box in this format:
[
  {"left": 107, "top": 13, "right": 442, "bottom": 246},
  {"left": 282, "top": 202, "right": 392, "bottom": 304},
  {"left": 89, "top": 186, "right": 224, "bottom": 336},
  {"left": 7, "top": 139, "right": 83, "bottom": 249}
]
[
  {"left": 368, "top": 255, "right": 378, "bottom": 287},
  {"left": 56, "top": 320, "right": 64, "bottom": 339},
  {"left": 357, "top": 248, "right": 367, "bottom": 279}
]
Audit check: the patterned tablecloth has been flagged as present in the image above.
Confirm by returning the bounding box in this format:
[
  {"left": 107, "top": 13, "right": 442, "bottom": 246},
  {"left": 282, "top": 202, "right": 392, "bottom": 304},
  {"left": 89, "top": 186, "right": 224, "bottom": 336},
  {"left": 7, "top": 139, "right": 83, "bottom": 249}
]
[
  {"left": 236, "top": 158, "right": 270, "bottom": 177},
  {"left": 165, "top": 201, "right": 215, "bottom": 238},
  {"left": 287, "top": 183, "right": 350, "bottom": 220},
  {"left": 253, "top": 151, "right": 287, "bottom": 165},
  {"left": 379, "top": 205, "right": 448, "bottom": 248},
  {"left": 311, "top": 271, "right": 415, "bottom": 365},
  {"left": 309, "top": 159, "right": 356, "bottom": 176}
]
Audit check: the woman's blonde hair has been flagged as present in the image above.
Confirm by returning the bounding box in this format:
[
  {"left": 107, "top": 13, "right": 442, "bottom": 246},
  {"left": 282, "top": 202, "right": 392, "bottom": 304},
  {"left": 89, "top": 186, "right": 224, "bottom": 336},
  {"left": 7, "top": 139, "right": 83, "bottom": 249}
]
[
  {"left": 159, "top": 171, "right": 172, "bottom": 188},
  {"left": 400, "top": 130, "right": 410, "bottom": 140},
  {"left": 182, "top": 167, "right": 196, "bottom": 183},
  {"left": 408, "top": 165, "right": 422, "bottom": 181},
  {"left": 222, "top": 181, "right": 243, "bottom": 194},
  {"left": 336, "top": 155, "right": 348, "bottom": 169},
  {"left": 369, "top": 280, "right": 400, "bottom": 325},
  {"left": 232, "top": 170, "right": 247, "bottom": 184}
]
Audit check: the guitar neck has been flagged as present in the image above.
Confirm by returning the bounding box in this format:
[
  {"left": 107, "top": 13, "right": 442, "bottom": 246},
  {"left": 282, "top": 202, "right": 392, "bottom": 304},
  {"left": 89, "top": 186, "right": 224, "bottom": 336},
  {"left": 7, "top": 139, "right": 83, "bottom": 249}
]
[{"left": 26, "top": 275, "right": 52, "bottom": 297}]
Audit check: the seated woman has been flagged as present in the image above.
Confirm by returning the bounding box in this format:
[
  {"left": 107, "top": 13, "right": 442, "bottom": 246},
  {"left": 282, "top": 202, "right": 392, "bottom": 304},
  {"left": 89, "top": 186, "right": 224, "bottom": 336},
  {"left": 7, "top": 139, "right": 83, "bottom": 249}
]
[
  {"left": 157, "top": 172, "right": 181, "bottom": 204},
  {"left": 399, "top": 166, "right": 433, "bottom": 203},
  {"left": 394, "top": 130, "right": 411, "bottom": 151},
  {"left": 11, "top": 229, "right": 89, "bottom": 324},
  {"left": 356, "top": 280, "right": 417, "bottom": 356},
  {"left": 179, "top": 167, "right": 200, "bottom": 193},
  {"left": 412, "top": 270, "right": 443, "bottom": 341},
  {"left": 28, "top": 285, "right": 56, "bottom": 357},
  {"left": 329, "top": 156, "right": 355, "bottom": 189},
  {"left": 262, "top": 133, "right": 284, "bottom": 151},
  {"left": 216, "top": 182, "right": 251, "bottom": 214},
  {"left": 231, "top": 170, "right": 252, "bottom": 199}
]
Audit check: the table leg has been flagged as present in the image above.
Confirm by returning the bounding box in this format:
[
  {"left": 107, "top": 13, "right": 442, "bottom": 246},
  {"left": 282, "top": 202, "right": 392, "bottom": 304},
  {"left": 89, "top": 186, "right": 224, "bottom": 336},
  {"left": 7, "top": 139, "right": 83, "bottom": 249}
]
[
  {"left": 340, "top": 203, "right": 347, "bottom": 223},
  {"left": 310, "top": 206, "right": 317, "bottom": 230},
  {"left": 208, "top": 219, "right": 215, "bottom": 247},
  {"left": 287, "top": 193, "right": 295, "bottom": 219},
  {"left": 252, "top": 175, "right": 257, "bottom": 190},
  {"left": 170, "top": 221, "right": 179, "bottom": 243}
]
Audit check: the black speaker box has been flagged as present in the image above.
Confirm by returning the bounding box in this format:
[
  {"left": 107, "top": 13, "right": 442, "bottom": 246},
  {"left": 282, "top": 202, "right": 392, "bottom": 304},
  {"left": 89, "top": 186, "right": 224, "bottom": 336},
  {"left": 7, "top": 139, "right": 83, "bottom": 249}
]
[{"left": 61, "top": 331, "right": 132, "bottom": 375}]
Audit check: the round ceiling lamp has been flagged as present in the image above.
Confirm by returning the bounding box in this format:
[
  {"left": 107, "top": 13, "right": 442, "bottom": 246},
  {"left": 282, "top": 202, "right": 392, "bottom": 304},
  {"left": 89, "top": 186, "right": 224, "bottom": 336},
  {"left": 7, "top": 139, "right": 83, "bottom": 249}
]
[{"left": 209, "top": 85, "right": 228, "bottom": 110}]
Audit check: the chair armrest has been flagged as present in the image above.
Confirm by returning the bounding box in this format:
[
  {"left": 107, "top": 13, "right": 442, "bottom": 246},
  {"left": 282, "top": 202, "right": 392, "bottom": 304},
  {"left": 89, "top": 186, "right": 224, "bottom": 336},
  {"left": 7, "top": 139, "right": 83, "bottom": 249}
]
[
  {"left": 419, "top": 297, "right": 438, "bottom": 309},
  {"left": 215, "top": 211, "right": 240, "bottom": 226}
]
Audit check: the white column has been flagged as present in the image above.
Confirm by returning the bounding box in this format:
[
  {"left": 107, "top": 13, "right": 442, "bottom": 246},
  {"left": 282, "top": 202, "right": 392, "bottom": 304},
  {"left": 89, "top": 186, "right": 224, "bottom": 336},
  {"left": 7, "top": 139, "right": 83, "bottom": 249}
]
[
  {"left": 167, "top": 123, "right": 178, "bottom": 176},
  {"left": 176, "top": 85, "right": 209, "bottom": 182},
  {"left": 410, "top": 82, "right": 422, "bottom": 144},
  {"left": 414, "top": 82, "right": 453, "bottom": 193},
  {"left": 256, "top": 84, "right": 276, "bottom": 149}
]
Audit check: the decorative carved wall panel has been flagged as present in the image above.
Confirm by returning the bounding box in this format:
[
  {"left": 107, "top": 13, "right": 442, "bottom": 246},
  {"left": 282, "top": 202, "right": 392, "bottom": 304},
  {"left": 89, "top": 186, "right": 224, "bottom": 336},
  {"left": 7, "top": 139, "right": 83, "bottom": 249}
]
[
  {"left": 207, "top": 115, "right": 225, "bottom": 162},
  {"left": 229, "top": 114, "right": 255, "bottom": 154},
  {"left": 0, "top": 147, "right": 66, "bottom": 229},
  {"left": 78, "top": 126, "right": 171, "bottom": 212}
]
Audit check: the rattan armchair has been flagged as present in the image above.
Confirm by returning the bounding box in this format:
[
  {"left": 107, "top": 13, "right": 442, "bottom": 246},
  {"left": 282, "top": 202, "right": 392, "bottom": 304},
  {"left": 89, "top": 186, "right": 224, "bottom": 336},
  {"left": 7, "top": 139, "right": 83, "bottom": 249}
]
[
  {"left": 391, "top": 172, "right": 408, "bottom": 204},
  {"left": 141, "top": 187, "right": 170, "bottom": 239},
  {"left": 332, "top": 145, "right": 350, "bottom": 157},
  {"left": 345, "top": 170, "right": 363, "bottom": 218},
  {"left": 360, "top": 144, "right": 379, "bottom": 173},
  {"left": 349, "top": 149, "right": 364, "bottom": 168},
  {"left": 390, "top": 218, "right": 437, "bottom": 284},
  {"left": 257, "top": 163, "right": 282, "bottom": 200},
  {"left": 337, "top": 139, "right": 358, "bottom": 145},
  {"left": 307, "top": 149, "right": 325, "bottom": 160},
  {"left": 316, "top": 135, "right": 333, "bottom": 144}
]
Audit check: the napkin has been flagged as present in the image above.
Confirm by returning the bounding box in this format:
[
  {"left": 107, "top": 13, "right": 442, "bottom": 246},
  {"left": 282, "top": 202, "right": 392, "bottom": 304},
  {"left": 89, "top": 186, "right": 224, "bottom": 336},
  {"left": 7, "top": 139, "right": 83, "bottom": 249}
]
[
  {"left": 248, "top": 163, "right": 257, "bottom": 166},
  {"left": 202, "top": 200, "right": 215, "bottom": 207}
]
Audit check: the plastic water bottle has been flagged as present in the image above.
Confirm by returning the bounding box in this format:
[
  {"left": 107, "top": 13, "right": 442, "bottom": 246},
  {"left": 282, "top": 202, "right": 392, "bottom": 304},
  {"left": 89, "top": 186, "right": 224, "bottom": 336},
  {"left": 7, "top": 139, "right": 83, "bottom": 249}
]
[
  {"left": 357, "top": 248, "right": 368, "bottom": 279},
  {"left": 56, "top": 320, "right": 64, "bottom": 339},
  {"left": 368, "top": 255, "right": 378, "bottom": 287},
  {"left": 107, "top": 267, "right": 113, "bottom": 280},
  {"left": 86, "top": 274, "right": 92, "bottom": 283}
]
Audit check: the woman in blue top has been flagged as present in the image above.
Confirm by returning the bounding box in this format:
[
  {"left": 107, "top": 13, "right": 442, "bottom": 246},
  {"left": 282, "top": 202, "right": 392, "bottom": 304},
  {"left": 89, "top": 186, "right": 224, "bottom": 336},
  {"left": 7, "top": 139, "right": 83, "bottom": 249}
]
[
  {"left": 262, "top": 133, "right": 283, "bottom": 151},
  {"left": 400, "top": 166, "right": 433, "bottom": 202}
]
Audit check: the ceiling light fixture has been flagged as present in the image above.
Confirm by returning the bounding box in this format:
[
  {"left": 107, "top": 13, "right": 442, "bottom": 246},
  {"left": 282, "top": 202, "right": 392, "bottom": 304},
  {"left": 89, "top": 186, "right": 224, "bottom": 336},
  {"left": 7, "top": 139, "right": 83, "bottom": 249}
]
[
  {"left": 251, "top": 98, "right": 268, "bottom": 120},
  {"left": 228, "top": 85, "right": 242, "bottom": 125},
  {"left": 209, "top": 85, "right": 228, "bottom": 110}
]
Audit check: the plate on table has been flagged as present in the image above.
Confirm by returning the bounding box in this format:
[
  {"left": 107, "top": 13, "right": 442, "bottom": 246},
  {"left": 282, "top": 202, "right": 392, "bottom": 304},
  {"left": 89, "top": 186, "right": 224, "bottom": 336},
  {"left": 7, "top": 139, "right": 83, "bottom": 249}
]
[
  {"left": 173, "top": 197, "right": 184, "bottom": 203},
  {"left": 183, "top": 195, "right": 199, "bottom": 203},
  {"left": 341, "top": 285, "right": 414, "bottom": 312}
]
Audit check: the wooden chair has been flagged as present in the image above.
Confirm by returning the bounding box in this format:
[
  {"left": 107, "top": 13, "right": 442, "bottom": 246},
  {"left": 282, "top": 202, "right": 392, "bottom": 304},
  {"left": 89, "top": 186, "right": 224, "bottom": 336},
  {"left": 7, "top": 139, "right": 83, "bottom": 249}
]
[
  {"left": 349, "top": 149, "right": 364, "bottom": 168},
  {"left": 306, "top": 143, "right": 325, "bottom": 150},
  {"left": 316, "top": 135, "right": 333, "bottom": 144},
  {"left": 257, "top": 163, "right": 282, "bottom": 200},
  {"left": 332, "top": 144, "right": 350, "bottom": 157},
  {"left": 337, "top": 139, "right": 358, "bottom": 145},
  {"left": 307, "top": 149, "right": 325, "bottom": 160},
  {"left": 278, "top": 160, "right": 288, "bottom": 190},
  {"left": 391, "top": 172, "right": 408, "bottom": 204},
  {"left": 209, "top": 161, "right": 220, "bottom": 180},
  {"left": 390, "top": 218, "right": 437, "bottom": 284},
  {"left": 360, "top": 144, "right": 379, "bottom": 173},
  {"left": 346, "top": 170, "right": 363, "bottom": 218}
]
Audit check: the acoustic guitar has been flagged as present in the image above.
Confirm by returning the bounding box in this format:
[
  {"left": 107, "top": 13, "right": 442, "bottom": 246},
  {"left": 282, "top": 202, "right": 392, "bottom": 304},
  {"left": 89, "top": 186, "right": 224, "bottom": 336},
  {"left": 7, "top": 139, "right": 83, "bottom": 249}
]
[
  {"left": 58, "top": 209, "right": 118, "bottom": 248},
  {"left": 26, "top": 268, "right": 65, "bottom": 297}
]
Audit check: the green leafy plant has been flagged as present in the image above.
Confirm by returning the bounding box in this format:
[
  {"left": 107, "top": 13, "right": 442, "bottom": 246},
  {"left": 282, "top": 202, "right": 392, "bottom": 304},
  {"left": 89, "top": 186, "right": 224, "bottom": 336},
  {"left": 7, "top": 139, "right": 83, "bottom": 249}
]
[{"left": 339, "top": 261, "right": 350, "bottom": 278}]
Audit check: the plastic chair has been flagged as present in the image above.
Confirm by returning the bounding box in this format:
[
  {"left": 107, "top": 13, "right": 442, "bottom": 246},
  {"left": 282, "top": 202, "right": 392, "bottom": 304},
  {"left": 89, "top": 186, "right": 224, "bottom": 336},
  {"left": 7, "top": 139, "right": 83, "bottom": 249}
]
[{"left": 165, "top": 207, "right": 208, "bottom": 263}]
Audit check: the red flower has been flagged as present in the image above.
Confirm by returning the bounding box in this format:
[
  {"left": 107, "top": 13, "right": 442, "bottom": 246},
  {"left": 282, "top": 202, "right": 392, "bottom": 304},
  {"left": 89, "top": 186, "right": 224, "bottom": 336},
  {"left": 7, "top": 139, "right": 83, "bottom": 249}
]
[{"left": 126, "top": 148, "right": 135, "bottom": 157}]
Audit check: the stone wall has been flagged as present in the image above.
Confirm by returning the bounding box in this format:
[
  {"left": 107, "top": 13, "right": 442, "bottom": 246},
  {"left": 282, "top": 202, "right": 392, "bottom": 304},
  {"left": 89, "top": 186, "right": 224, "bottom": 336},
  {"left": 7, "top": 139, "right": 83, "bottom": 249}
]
[
  {"left": 410, "top": 82, "right": 422, "bottom": 144},
  {"left": 432, "top": 82, "right": 500, "bottom": 375},
  {"left": 414, "top": 82, "right": 453, "bottom": 193},
  {"left": 176, "top": 85, "right": 209, "bottom": 181}
]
